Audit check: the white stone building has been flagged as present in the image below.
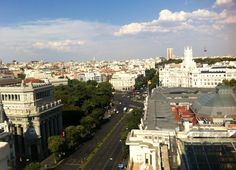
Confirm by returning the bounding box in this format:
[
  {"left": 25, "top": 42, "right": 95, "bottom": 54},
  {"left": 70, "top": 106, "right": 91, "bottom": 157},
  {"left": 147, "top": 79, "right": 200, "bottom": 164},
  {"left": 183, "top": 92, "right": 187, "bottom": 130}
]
[
  {"left": 0, "top": 81, "right": 63, "bottom": 161},
  {"left": 0, "top": 98, "right": 15, "bottom": 169},
  {"left": 109, "top": 72, "right": 137, "bottom": 91},
  {"left": 0, "top": 142, "right": 10, "bottom": 170},
  {"left": 126, "top": 129, "right": 176, "bottom": 170},
  {"left": 126, "top": 86, "right": 236, "bottom": 170},
  {"left": 159, "top": 47, "right": 236, "bottom": 88}
]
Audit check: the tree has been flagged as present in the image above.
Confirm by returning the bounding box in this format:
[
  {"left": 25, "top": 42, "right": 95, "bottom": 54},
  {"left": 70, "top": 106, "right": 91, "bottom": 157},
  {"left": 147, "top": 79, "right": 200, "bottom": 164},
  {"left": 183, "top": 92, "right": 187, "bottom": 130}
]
[
  {"left": 17, "top": 73, "right": 26, "bottom": 80},
  {"left": 120, "top": 109, "right": 143, "bottom": 158},
  {"left": 53, "top": 79, "right": 112, "bottom": 128},
  {"left": 81, "top": 99, "right": 96, "bottom": 114},
  {"left": 145, "top": 69, "right": 156, "bottom": 82},
  {"left": 76, "top": 125, "right": 87, "bottom": 140},
  {"left": 230, "top": 79, "right": 236, "bottom": 86},
  {"left": 80, "top": 115, "right": 96, "bottom": 133},
  {"left": 65, "top": 126, "right": 79, "bottom": 149},
  {"left": 48, "top": 136, "right": 65, "bottom": 162},
  {"left": 222, "top": 79, "right": 236, "bottom": 87},
  {"left": 24, "top": 162, "right": 41, "bottom": 170},
  {"left": 135, "top": 69, "right": 159, "bottom": 90},
  {"left": 134, "top": 74, "right": 146, "bottom": 90}
]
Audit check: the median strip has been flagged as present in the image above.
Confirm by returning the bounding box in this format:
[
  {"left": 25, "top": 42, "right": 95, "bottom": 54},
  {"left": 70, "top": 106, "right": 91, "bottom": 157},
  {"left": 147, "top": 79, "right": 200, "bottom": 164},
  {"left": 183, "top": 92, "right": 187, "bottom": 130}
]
[{"left": 78, "top": 113, "right": 128, "bottom": 170}]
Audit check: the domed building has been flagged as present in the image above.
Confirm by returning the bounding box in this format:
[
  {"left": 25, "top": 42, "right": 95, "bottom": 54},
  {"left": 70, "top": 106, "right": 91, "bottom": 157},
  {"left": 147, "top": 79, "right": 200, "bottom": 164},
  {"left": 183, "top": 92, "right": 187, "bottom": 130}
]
[{"left": 191, "top": 86, "right": 236, "bottom": 117}]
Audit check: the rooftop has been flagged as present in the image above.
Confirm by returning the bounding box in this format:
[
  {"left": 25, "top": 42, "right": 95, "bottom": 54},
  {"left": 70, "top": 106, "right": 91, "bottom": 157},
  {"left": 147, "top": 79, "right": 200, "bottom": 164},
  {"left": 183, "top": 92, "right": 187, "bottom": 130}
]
[
  {"left": 144, "top": 87, "right": 215, "bottom": 130},
  {"left": 191, "top": 86, "right": 236, "bottom": 116}
]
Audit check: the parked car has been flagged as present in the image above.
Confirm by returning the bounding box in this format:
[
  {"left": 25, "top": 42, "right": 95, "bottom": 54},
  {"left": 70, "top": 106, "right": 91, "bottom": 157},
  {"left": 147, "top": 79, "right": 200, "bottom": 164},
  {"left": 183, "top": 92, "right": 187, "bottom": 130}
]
[{"left": 117, "top": 163, "right": 125, "bottom": 169}]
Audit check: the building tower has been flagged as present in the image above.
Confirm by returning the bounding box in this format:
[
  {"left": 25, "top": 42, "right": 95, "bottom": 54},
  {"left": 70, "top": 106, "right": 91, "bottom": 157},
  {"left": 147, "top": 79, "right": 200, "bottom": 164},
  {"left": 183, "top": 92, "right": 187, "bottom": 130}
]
[
  {"left": 182, "top": 46, "right": 196, "bottom": 69},
  {"left": 167, "top": 48, "right": 173, "bottom": 60}
]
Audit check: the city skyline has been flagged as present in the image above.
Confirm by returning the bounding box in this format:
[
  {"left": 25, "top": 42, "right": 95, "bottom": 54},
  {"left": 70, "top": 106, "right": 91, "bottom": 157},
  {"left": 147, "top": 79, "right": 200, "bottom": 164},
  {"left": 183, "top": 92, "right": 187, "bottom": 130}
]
[{"left": 0, "top": 0, "right": 235, "bottom": 62}]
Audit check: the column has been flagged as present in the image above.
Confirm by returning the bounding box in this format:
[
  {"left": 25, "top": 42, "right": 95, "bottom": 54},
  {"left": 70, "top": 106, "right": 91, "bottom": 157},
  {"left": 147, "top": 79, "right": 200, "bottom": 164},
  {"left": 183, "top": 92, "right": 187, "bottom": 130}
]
[
  {"left": 46, "top": 120, "right": 50, "bottom": 139},
  {"left": 16, "top": 125, "right": 23, "bottom": 156},
  {"left": 58, "top": 114, "right": 63, "bottom": 132},
  {"left": 50, "top": 119, "right": 53, "bottom": 136},
  {"left": 152, "top": 151, "right": 157, "bottom": 170},
  {"left": 53, "top": 118, "right": 57, "bottom": 135},
  {"left": 54, "top": 117, "right": 58, "bottom": 135}
]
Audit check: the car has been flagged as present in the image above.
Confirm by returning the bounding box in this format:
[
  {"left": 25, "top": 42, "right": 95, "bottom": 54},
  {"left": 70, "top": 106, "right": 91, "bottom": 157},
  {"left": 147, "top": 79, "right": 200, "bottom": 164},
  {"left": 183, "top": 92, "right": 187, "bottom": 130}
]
[
  {"left": 116, "top": 110, "right": 119, "bottom": 114},
  {"left": 123, "top": 107, "right": 127, "bottom": 112},
  {"left": 117, "top": 163, "right": 125, "bottom": 169},
  {"left": 128, "top": 108, "right": 133, "bottom": 112}
]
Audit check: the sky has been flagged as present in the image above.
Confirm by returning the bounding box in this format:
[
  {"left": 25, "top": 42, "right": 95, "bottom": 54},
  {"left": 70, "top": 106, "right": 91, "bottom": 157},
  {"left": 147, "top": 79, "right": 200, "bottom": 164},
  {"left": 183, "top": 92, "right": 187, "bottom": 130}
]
[{"left": 0, "top": 0, "right": 235, "bottom": 62}]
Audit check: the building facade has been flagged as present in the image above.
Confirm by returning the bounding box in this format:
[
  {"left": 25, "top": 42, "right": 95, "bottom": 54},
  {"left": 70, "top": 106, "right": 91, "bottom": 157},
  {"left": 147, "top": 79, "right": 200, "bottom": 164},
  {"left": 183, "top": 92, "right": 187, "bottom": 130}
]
[
  {"left": 126, "top": 86, "right": 236, "bottom": 170},
  {"left": 0, "top": 142, "right": 10, "bottom": 170},
  {"left": 0, "top": 81, "right": 63, "bottom": 161},
  {"left": 159, "top": 47, "right": 236, "bottom": 88},
  {"left": 109, "top": 72, "right": 137, "bottom": 91}
]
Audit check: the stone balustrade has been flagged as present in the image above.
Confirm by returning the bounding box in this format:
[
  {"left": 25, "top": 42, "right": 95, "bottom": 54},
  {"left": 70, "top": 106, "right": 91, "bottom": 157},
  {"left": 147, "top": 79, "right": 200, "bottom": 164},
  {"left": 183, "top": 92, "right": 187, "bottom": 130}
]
[{"left": 37, "top": 100, "right": 62, "bottom": 112}]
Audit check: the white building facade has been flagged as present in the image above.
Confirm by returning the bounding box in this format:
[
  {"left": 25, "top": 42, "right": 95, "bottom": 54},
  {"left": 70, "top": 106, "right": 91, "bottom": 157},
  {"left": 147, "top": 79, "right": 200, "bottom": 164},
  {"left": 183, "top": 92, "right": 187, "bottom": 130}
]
[
  {"left": 0, "top": 142, "right": 10, "bottom": 170},
  {"left": 109, "top": 72, "right": 137, "bottom": 91},
  {"left": 0, "top": 82, "right": 63, "bottom": 161},
  {"left": 159, "top": 47, "right": 236, "bottom": 88}
]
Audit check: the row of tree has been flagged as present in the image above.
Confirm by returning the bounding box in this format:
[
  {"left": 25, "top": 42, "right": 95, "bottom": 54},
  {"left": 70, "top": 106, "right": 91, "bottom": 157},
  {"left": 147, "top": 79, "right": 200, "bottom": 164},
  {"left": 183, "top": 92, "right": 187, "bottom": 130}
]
[
  {"left": 194, "top": 57, "right": 236, "bottom": 65},
  {"left": 156, "top": 57, "right": 236, "bottom": 68},
  {"left": 53, "top": 79, "right": 113, "bottom": 126},
  {"left": 222, "top": 79, "right": 236, "bottom": 87},
  {"left": 120, "top": 109, "right": 143, "bottom": 158},
  {"left": 47, "top": 80, "right": 113, "bottom": 162}
]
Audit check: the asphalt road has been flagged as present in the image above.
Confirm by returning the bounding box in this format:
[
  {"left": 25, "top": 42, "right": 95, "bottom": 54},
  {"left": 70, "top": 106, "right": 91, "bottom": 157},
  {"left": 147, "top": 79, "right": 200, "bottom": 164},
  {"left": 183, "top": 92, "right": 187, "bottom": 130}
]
[{"left": 55, "top": 91, "right": 143, "bottom": 170}]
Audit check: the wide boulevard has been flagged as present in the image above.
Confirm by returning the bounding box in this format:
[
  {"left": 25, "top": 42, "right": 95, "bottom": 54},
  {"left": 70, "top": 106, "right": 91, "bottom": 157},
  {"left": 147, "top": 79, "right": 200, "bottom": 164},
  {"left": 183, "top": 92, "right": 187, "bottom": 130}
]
[{"left": 55, "top": 91, "right": 143, "bottom": 170}]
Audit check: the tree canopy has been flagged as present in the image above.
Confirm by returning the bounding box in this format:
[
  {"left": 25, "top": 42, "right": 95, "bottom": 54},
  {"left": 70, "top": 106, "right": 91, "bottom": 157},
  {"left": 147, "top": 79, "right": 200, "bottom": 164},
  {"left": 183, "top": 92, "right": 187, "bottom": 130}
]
[
  {"left": 53, "top": 80, "right": 113, "bottom": 126},
  {"left": 135, "top": 68, "right": 159, "bottom": 90},
  {"left": 120, "top": 109, "right": 143, "bottom": 158},
  {"left": 222, "top": 79, "right": 236, "bottom": 87}
]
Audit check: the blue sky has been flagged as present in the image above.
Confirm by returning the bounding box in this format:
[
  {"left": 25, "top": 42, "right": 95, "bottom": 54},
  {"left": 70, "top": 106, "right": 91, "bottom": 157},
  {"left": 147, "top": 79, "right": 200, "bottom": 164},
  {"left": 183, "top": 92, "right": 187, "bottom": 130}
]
[{"left": 0, "top": 0, "right": 235, "bottom": 62}]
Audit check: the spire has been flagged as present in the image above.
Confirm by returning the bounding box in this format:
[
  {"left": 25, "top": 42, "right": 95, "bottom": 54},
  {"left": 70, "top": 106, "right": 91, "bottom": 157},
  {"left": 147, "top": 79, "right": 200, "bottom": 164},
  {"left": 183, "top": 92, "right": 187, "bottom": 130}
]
[{"left": 0, "top": 94, "right": 8, "bottom": 123}]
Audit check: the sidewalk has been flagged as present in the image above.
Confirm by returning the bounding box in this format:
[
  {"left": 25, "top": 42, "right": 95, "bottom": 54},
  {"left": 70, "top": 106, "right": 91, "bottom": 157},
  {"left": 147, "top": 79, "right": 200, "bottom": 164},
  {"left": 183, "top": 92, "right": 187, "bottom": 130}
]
[{"left": 40, "top": 154, "right": 63, "bottom": 170}]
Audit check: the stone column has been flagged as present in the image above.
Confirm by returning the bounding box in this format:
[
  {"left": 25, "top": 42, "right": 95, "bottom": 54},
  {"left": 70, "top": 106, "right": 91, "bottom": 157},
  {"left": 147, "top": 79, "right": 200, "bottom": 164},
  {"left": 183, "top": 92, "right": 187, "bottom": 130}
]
[
  {"left": 58, "top": 114, "right": 63, "bottom": 132},
  {"left": 55, "top": 117, "right": 59, "bottom": 134},
  {"left": 46, "top": 120, "right": 50, "bottom": 139},
  {"left": 53, "top": 118, "right": 57, "bottom": 135},
  {"left": 49, "top": 119, "right": 53, "bottom": 136},
  {"left": 152, "top": 151, "right": 157, "bottom": 170},
  {"left": 16, "top": 125, "right": 23, "bottom": 156}
]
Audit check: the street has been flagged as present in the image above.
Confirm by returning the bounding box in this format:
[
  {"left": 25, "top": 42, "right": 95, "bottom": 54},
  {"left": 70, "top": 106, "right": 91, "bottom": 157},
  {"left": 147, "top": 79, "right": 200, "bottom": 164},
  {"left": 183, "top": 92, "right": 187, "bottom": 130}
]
[{"left": 55, "top": 91, "right": 143, "bottom": 170}]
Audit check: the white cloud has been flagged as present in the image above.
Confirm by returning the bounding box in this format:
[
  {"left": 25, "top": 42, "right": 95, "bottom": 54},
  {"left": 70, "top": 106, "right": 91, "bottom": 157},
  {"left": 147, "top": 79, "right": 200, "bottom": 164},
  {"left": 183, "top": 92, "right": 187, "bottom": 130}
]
[
  {"left": 224, "top": 15, "right": 236, "bottom": 23},
  {"left": 33, "top": 40, "right": 85, "bottom": 51},
  {"left": 0, "top": 11, "right": 235, "bottom": 62},
  {"left": 115, "top": 9, "right": 229, "bottom": 36},
  {"left": 158, "top": 9, "right": 188, "bottom": 22},
  {"left": 215, "top": 0, "right": 233, "bottom": 6},
  {"left": 114, "top": 23, "right": 145, "bottom": 35}
]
